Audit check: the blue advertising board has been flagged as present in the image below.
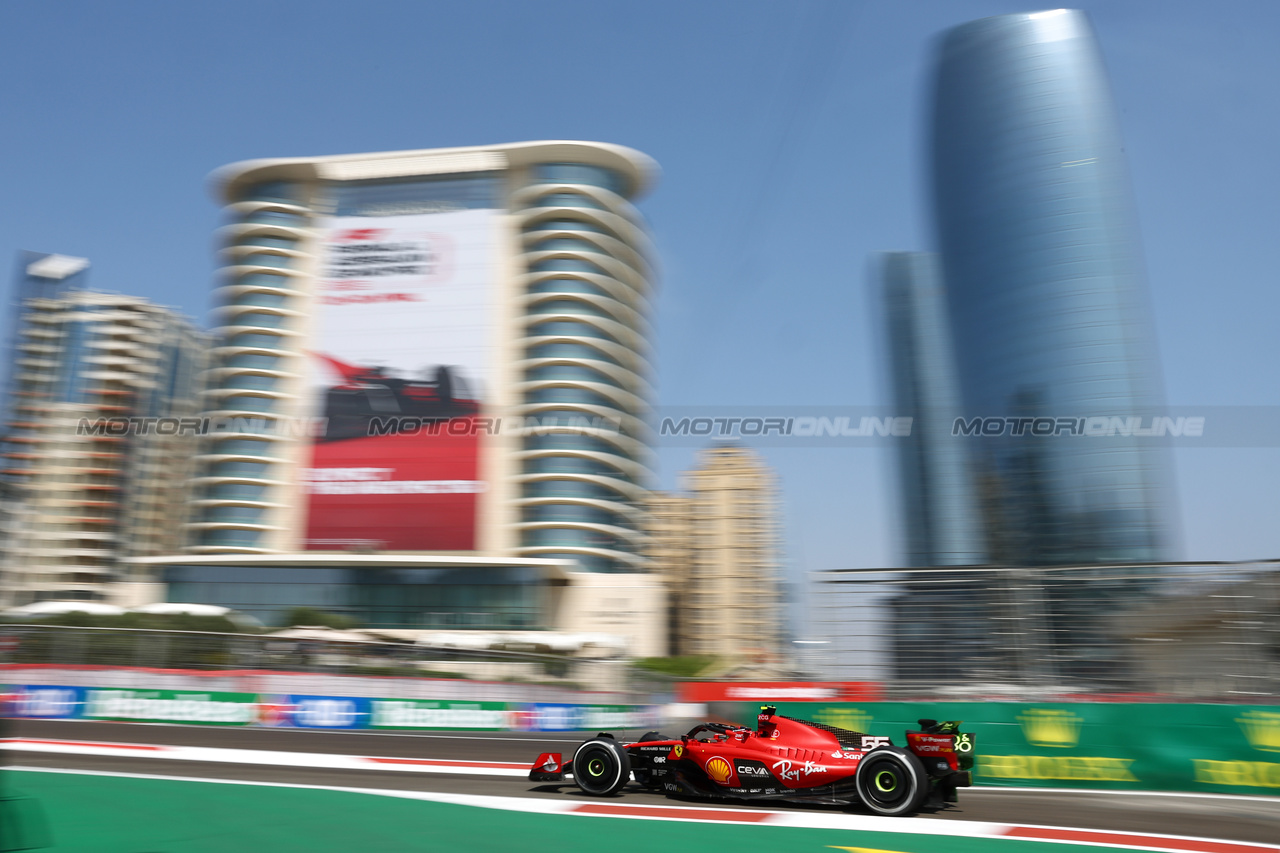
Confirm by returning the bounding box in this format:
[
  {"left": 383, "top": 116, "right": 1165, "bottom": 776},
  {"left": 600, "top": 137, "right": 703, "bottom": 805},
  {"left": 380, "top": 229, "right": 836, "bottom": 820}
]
[
  {"left": 261, "top": 694, "right": 372, "bottom": 729},
  {"left": 515, "top": 703, "right": 579, "bottom": 732},
  {"left": 514, "top": 703, "right": 659, "bottom": 732},
  {"left": 9, "top": 685, "right": 86, "bottom": 719}
]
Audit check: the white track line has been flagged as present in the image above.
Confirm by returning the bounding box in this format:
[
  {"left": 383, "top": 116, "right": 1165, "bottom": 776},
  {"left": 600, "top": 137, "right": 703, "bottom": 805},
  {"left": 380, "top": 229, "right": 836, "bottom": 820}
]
[
  {"left": 29, "top": 721, "right": 587, "bottom": 743},
  {"left": 1, "top": 737, "right": 528, "bottom": 777},
  {"left": 10, "top": 765, "right": 1278, "bottom": 853},
  {"left": 8, "top": 735, "right": 1279, "bottom": 807},
  {"left": 962, "top": 785, "right": 1280, "bottom": 805},
  {"left": 8, "top": 736, "right": 1280, "bottom": 808}
]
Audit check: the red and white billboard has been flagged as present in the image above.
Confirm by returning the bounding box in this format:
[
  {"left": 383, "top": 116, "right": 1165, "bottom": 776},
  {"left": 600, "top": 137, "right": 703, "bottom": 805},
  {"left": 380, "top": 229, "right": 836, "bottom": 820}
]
[
  {"left": 303, "top": 207, "right": 497, "bottom": 551},
  {"left": 676, "top": 682, "right": 885, "bottom": 703}
]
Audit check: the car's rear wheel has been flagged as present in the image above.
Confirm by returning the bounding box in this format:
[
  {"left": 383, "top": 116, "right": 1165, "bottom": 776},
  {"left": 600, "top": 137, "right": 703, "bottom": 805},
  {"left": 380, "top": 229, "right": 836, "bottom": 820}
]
[
  {"left": 854, "top": 748, "right": 928, "bottom": 816},
  {"left": 572, "top": 738, "right": 631, "bottom": 796}
]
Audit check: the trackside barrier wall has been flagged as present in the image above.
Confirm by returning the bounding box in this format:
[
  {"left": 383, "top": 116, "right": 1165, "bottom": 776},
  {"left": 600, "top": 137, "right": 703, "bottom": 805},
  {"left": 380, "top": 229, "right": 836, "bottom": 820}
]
[
  {"left": 20, "top": 683, "right": 1280, "bottom": 797},
  {"left": 3, "top": 684, "right": 660, "bottom": 732},
  {"left": 719, "top": 701, "right": 1280, "bottom": 797},
  {"left": 1, "top": 664, "right": 646, "bottom": 705}
]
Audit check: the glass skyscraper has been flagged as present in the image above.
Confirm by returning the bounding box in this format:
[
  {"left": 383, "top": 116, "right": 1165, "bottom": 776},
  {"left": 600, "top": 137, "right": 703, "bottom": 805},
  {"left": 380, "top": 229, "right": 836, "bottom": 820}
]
[
  {"left": 929, "top": 9, "right": 1175, "bottom": 566},
  {"left": 879, "top": 252, "right": 986, "bottom": 568}
]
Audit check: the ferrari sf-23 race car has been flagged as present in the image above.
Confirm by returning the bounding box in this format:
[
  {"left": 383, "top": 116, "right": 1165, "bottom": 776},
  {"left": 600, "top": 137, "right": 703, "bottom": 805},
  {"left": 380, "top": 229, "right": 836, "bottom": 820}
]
[{"left": 529, "top": 705, "right": 975, "bottom": 816}]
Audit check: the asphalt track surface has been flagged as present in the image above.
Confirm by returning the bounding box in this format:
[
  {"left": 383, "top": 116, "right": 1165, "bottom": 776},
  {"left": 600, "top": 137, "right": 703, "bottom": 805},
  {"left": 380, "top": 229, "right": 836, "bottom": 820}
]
[{"left": 7, "top": 719, "right": 1280, "bottom": 845}]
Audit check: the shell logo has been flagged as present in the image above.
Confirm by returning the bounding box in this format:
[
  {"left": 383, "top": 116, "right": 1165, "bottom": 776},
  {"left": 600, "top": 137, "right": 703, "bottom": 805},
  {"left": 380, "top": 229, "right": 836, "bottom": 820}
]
[{"left": 705, "top": 756, "right": 733, "bottom": 784}]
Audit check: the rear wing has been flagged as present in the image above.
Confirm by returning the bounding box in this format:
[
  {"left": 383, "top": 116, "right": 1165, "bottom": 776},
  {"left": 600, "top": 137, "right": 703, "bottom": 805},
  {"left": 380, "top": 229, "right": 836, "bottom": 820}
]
[{"left": 905, "top": 719, "right": 975, "bottom": 775}]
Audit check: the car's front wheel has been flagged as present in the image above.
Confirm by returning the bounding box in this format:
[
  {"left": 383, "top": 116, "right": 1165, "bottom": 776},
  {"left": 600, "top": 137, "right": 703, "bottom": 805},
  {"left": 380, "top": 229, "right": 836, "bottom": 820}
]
[
  {"left": 572, "top": 738, "right": 631, "bottom": 796},
  {"left": 854, "top": 747, "right": 928, "bottom": 816}
]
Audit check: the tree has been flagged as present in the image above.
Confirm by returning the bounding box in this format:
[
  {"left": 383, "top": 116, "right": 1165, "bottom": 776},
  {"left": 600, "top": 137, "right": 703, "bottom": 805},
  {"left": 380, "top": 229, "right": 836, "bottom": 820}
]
[
  {"left": 631, "top": 655, "right": 717, "bottom": 678},
  {"left": 280, "top": 607, "right": 359, "bottom": 630}
]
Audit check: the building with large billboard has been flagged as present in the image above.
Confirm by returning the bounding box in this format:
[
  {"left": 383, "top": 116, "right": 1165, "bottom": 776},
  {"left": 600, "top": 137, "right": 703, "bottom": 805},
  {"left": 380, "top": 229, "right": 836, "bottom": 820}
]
[
  {"left": 0, "top": 253, "right": 206, "bottom": 606},
  {"left": 929, "top": 10, "right": 1175, "bottom": 566},
  {"left": 160, "top": 142, "right": 665, "bottom": 652}
]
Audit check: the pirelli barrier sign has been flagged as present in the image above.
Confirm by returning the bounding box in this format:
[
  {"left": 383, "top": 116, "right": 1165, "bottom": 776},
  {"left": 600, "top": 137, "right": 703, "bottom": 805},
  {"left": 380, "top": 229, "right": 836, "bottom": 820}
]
[{"left": 722, "top": 701, "right": 1280, "bottom": 796}]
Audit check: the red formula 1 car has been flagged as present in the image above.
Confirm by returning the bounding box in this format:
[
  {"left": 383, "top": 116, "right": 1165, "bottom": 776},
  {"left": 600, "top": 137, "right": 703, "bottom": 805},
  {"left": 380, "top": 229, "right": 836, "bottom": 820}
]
[{"left": 529, "top": 705, "right": 974, "bottom": 816}]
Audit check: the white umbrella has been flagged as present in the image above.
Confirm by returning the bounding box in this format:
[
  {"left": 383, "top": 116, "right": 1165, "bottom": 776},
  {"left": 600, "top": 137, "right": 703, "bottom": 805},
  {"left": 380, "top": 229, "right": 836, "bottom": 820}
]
[
  {"left": 268, "top": 626, "right": 378, "bottom": 643},
  {"left": 416, "top": 631, "right": 499, "bottom": 650},
  {"left": 131, "top": 603, "right": 231, "bottom": 617},
  {"left": 2, "top": 601, "right": 127, "bottom": 618},
  {"left": 130, "top": 602, "right": 264, "bottom": 628}
]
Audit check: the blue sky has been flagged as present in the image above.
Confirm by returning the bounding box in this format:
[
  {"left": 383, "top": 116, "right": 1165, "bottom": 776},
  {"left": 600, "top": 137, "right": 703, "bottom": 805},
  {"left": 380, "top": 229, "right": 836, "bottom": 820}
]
[{"left": 1, "top": 0, "right": 1277, "bottom": 575}]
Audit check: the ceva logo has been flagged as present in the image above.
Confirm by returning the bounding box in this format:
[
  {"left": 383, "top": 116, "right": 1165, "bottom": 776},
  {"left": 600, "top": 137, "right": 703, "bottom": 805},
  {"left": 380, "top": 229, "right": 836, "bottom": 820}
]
[
  {"left": 1237, "top": 710, "right": 1280, "bottom": 753},
  {"left": 1017, "top": 709, "right": 1083, "bottom": 748}
]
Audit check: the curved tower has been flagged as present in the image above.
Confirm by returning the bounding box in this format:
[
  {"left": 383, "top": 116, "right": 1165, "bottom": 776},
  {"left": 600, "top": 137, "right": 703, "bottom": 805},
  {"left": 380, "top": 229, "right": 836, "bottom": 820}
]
[
  {"left": 511, "top": 162, "right": 656, "bottom": 572},
  {"left": 194, "top": 142, "right": 657, "bottom": 574},
  {"left": 194, "top": 181, "right": 313, "bottom": 553},
  {"left": 930, "top": 10, "right": 1174, "bottom": 565}
]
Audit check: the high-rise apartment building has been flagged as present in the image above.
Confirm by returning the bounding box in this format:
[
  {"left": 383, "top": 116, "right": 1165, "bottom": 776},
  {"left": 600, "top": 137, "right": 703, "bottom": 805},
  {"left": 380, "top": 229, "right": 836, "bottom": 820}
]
[
  {"left": 647, "top": 445, "right": 782, "bottom": 659},
  {"left": 644, "top": 490, "right": 694, "bottom": 654},
  {"left": 0, "top": 253, "right": 206, "bottom": 606},
  {"left": 929, "top": 9, "right": 1174, "bottom": 566},
  {"left": 192, "top": 141, "right": 656, "bottom": 572},
  {"left": 147, "top": 142, "right": 666, "bottom": 649}
]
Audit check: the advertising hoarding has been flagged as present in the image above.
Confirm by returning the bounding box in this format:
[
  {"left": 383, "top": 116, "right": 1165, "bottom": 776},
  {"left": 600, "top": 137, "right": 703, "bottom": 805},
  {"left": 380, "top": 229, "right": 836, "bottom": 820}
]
[
  {"left": 303, "top": 186, "right": 499, "bottom": 552},
  {"left": 7, "top": 685, "right": 85, "bottom": 719},
  {"left": 368, "top": 699, "right": 511, "bottom": 730},
  {"left": 82, "top": 689, "right": 258, "bottom": 725},
  {"left": 259, "top": 694, "right": 372, "bottom": 729},
  {"left": 511, "top": 703, "right": 661, "bottom": 732},
  {"left": 720, "top": 701, "right": 1280, "bottom": 795},
  {"left": 677, "top": 681, "right": 884, "bottom": 703}
]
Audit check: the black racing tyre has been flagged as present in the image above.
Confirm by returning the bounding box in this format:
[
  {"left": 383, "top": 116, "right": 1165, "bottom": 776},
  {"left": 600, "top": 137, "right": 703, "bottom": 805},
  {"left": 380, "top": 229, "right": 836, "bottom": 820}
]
[
  {"left": 854, "top": 747, "right": 928, "bottom": 816},
  {"left": 572, "top": 738, "right": 631, "bottom": 796},
  {"left": 435, "top": 366, "right": 455, "bottom": 406}
]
